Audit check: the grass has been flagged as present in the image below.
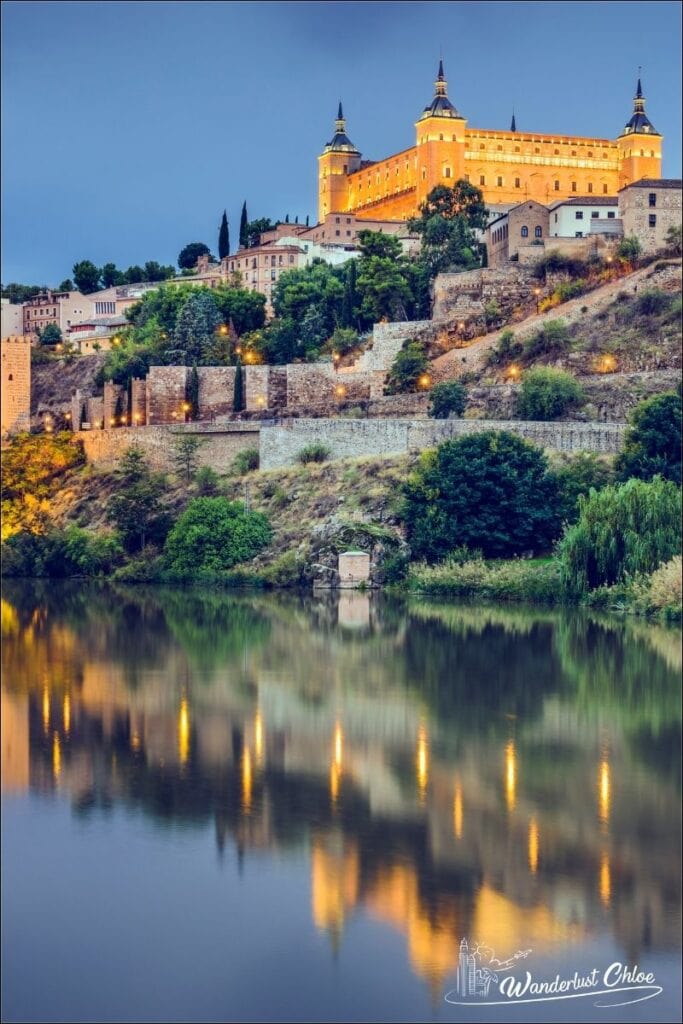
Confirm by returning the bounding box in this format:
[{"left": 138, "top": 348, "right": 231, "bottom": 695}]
[{"left": 407, "top": 556, "right": 565, "bottom": 604}]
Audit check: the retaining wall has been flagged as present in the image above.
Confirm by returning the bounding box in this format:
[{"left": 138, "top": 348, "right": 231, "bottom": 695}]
[{"left": 76, "top": 423, "right": 261, "bottom": 473}]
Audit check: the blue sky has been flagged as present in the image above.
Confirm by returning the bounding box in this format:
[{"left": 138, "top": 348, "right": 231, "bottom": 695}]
[{"left": 2, "top": 0, "right": 681, "bottom": 285}]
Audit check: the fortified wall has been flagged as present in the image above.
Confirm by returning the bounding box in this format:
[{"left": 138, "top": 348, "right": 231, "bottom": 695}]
[
  {"left": 75, "top": 422, "right": 260, "bottom": 473},
  {"left": 1, "top": 336, "right": 31, "bottom": 437}
]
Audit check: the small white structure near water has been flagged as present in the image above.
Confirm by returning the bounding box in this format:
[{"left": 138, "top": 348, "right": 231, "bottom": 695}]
[{"left": 338, "top": 551, "right": 371, "bottom": 589}]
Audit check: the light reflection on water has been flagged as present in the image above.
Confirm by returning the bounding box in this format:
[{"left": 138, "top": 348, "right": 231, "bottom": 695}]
[{"left": 1, "top": 581, "right": 681, "bottom": 1023}]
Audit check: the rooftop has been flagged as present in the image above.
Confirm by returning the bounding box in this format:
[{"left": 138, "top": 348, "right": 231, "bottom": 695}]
[{"left": 619, "top": 178, "right": 682, "bottom": 190}]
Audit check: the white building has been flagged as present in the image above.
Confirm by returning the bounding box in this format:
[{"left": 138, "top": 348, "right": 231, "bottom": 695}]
[
  {"left": 1, "top": 299, "right": 24, "bottom": 336},
  {"left": 549, "top": 197, "right": 621, "bottom": 238}
]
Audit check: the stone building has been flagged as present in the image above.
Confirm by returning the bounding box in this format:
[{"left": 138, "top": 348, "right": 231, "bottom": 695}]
[
  {"left": 487, "top": 201, "right": 549, "bottom": 266},
  {"left": 619, "top": 178, "right": 682, "bottom": 254},
  {"left": 1, "top": 336, "right": 31, "bottom": 437},
  {"left": 22, "top": 289, "right": 92, "bottom": 342},
  {"left": 318, "top": 66, "right": 662, "bottom": 222},
  {"left": 1, "top": 300, "right": 23, "bottom": 336}
]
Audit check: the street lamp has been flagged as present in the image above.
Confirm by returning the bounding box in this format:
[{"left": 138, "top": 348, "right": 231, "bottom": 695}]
[
  {"left": 533, "top": 288, "right": 541, "bottom": 314},
  {"left": 418, "top": 373, "right": 431, "bottom": 390}
]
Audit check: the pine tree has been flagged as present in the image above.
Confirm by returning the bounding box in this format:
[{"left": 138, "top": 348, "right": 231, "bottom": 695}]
[
  {"left": 218, "top": 210, "right": 230, "bottom": 259},
  {"left": 187, "top": 363, "right": 200, "bottom": 420},
  {"left": 174, "top": 292, "right": 222, "bottom": 364},
  {"left": 233, "top": 356, "right": 244, "bottom": 413},
  {"left": 239, "top": 202, "right": 248, "bottom": 248}
]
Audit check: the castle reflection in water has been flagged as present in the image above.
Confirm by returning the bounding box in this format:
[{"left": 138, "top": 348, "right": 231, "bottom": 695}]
[{"left": 2, "top": 582, "right": 681, "bottom": 995}]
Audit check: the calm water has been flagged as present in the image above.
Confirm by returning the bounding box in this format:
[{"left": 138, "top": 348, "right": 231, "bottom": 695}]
[{"left": 1, "top": 581, "right": 681, "bottom": 1023}]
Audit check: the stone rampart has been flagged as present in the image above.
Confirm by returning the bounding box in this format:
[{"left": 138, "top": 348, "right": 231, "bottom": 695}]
[
  {"left": 259, "top": 417, "right": 626, "bottom": 469},
  {"left": 76, "top": 423, "right": 261, "bottom": 473}
]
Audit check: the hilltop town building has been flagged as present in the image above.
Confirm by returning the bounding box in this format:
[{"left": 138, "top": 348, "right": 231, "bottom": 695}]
[
  {"left": 22, "top": 290, "right": 92, "bottom": 342},
  {"left": 619, "top": 178, "right": 682, "bottom": 253},
  {"left": 1, "top": 300, "right": 23, "bottom": 336},
  {"left": 1, "top": 335, "right": 31, "bottom": 437},
  {"left": 318, "top": 66, "right": 663, "bottom": 222}
]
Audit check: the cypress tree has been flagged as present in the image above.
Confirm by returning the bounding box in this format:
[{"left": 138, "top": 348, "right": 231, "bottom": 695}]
[
  {"left": 342, "top": 260, "right": 357, "bottom": 328},
  {"left": 218, "top": 210, "right": 230, "bottom": 259},
  {"left": 239, "top": 202, "right": 248, "bottom": 248},
  {"left": 306, "top": 215, "right": 309, "bottom": 227},
  {"left": 285, "top": 213, "right": 289, "bottom": 224},
  {"left": 187, "top": 363, "right": 200, "bottom": 421},
  {"left": 233, "top": 356, "right": 244, "bottom": 413}
]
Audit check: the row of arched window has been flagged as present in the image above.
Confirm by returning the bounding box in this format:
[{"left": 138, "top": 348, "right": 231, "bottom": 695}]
[{"left": 521, "top": 226, "right": 543, "bottom": 238}]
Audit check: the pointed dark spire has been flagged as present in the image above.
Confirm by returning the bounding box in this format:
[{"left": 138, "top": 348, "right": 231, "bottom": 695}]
[
  {"left": 324, "top": 100, "right": 359, "bottom": 153},
  {"left": 620, "top": 71, "right": 659, "bottom": 136},
  {"left": 636, "top": 67, "right": 643, "bottom": 99},
  {"left": 437, "top": 58, "right": 445, "bottom": 81},
  {"left": 435, "top": 58, "right": 447, "bottom": 97},
  {"left": 510, "top": 110, "right": 516, "bottom": 132},
  {"left": 337, "top": 100, "right": 343, "bottom": 120}
]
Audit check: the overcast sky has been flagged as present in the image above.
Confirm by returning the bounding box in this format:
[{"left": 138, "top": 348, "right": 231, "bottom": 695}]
[{"left": 2, "top": 0, "right": 681, "bottom": 285}]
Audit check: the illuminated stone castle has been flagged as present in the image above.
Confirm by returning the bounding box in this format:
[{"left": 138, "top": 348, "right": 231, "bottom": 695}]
[{"left": 318, "top": 63, "right": 662, "bottom": 221}]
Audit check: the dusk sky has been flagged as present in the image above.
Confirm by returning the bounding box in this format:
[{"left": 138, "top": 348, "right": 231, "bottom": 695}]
[{"left": 2, "top": 0, "right": 681, "bottom": 285}]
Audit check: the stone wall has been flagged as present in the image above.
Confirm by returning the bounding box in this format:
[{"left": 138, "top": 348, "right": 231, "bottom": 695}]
[
  {"left": 259, "top": 416, "right": 626, "bottom": 469},
  {"left": 285, "top": 364, "right": 374, "bottom": 413},
  {"left": 351, "top": 320, "right": 432, "bottom": 372},
  {"left": 1, "top": 335, "right": 31, "bottom": 436},
  {"left": 76, "top": 423, "right": 261, "bottom": 473},
  {"left": 620, "top": 183, "right": 682, "bottom": 255},
  {"left": 147, "top": 365, "right": 188, "bottom": 424},
  {"left": 197, "top": 366, "right": 236, "bottom": 419},
  {"left": 432, "top": 267, "right": 538, "bottom": 326},
  {"left": 131, "top": 378, "right": 147, "bottom": 425}
]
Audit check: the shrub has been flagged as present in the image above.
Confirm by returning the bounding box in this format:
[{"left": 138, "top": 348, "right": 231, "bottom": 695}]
[
  {"left": 487, "top": 328, "right": 523, "bottom": 366},
  {"left": 635, "top": 288, "right": 672, "bottom": 317},
  {"left": 428, "top": 381, "right": 467, "bottom": 419},
  {"left": 554, "top": 279, "right": 587, "bottom": 303},
  {"left": 615, "top": 391, "right": 682, "bottom": 485},
  {"left": 232, "top": 447, "right": 260, "bottom": 474},
  {"left": 297, "top": 443, "right": 331, "bottom": 464},
  {"left": 195, "top": 465, "right": 221, "bottom": 496},
  {"left": 408, "top": 556, "right": 563, "bottom": 604},
  {"left": 552, "top": 452, "right": 614, "bottom": 524},
  {"left": 523, "top": 319, "right": 571, "bottom": 359},
  {"left": 517, "top": 368, "right": 585, "bottom": 421},
  {"left": 402, "top": 431, "right": 562, "bottom": 561},
  {"left": 112, "top": 547, "right": 163, "bottom": 582},
  {"left": 484, "top": 299, "right": 502, "bottom": 327},
  {"left": 260, "top": 550, "right": 304, "bottom": 587},
  {"left": 558, "top": 477, "right": 682, "bottom": 594},
  {"left": 163, "top": 497, "right": 271, "bottom": 575},
  {"left": 327, "top": 327, "right": 360, "bottom": 356},
  {"left": 646, "top": 556, "right": 682, "bottom": 616},
  {"left": 384, "top": 339, "right": 428, "bottom": 394},
  {"left": 617, "top": 235, "right": 642, "bottom": 263},
  {"left": 1, "top": 526, "right": 123, "bottom": 578},
  {"left": 532, "top": 251, "right": 588, "bottom": 279}
]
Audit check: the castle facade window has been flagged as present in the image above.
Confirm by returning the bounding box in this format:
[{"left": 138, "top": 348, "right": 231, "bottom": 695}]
[
  {"left": 521, "top": 226, "right": 529, "bottom": 237},
  {"left": 535, "top": 226, "right": 542, "bottom": 237}
]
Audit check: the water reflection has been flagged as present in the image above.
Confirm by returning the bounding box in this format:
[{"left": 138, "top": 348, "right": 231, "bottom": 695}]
[{"left": 1, "top": 581, "right": 681, "bottom": 1004}]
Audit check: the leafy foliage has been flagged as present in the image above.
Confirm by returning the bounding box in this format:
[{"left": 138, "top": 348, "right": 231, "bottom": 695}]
[
  {"left": 615, "top": 390, "right": 682, "bottom": 484},
  {"left": 384, "top": 339, "right": 428, "bottom": 394},
  {"left": 106, "top": 447, "right": 169, "bottom": 552},
  {"left": 517, "top": 368, "right": 585, "bottom": 420},
  {"left": 428, "top": 380, "right": 467, "bottom": 418},
  {"left": 552, "top": 452, "right": 615, "bottom": 524},
  {"left": 558, "top": 476, "right": 682, "bottom": 594},
  {"left": 72, "top": 260, "right": 101, "bottom": 294},
  {"left": 403, "top": 431, "right": 562, "bottom": 561},
  {"left": 617, "top": 235, "right": 642, "bottom": 262},
  {"left": 297, "top": 443, "right": 331, "bottom": 464},
  {"left": 407, "top": 181, "right": 487, "bottom": 277},
  {"left": 232, "top": 447, "right": 259, "bottom": 474},
  {"left": 2, "top": 527, "right": 123, "bottom": 578},
  {"left": 171, "top": 434, "right": 203, "bottom": 483},
  {"left": 163, "top": 498, "right": 271, "bottom": 574},
  {"left": 178, "top": 242, "right": 210, "bottom": 269}
]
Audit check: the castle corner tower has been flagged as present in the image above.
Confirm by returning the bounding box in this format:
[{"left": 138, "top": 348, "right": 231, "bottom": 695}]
[
  {"left": 318, "top": 102, "right": 362, "bottom": 221},
  {"left": 415, "top": 60, "right": 467, "bottom": 207},
  {"left": 616, "top": 75, "right": 662, "bottom": 189}
]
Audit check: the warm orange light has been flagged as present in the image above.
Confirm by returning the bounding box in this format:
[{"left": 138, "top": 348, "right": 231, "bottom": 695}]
[
  {"left": 242, "top": 747, "right": 252, "bottom": 813},
  {"left": 219, "top": 324, "right": 228, "bottom": 335},
  {"left": 505, "top": 740, "right": 517, "bottom": 812},
  {"left": 458, "top": 321, "right": 466, "bottom": 331},
  {"left": 598, "top": 758, "right": 610, "bottom": 827},
  {"left": 178, "top": 698, "right": 190, "bottom": 766},
  {"left": 52, "top": 733, "right": 61, "bottom": 781},
  {"left": 63, "top": 694, "right": 71, "bottom": 735},
  {"left": 254, "top": 710, "right": 264, "bottom": 765},
  {"left": 333, "top": 722, "right": 343, "bottom": 768},
  {"left": 235, "top": 346, "right": 242, "bottom": 355},
  {"left": 181, "top": 402, "right": 190, "bottom": 413},
  {"left": 42, "top": 687, "right": 50, "bottom": 734},
  {"left": 533, "top": 288, "right": 541, "bottom": 297},
  {"left": 120, "top": 416, "right": 127, "bottom": 425},
  {"left": 330, "top": 761, "right": 341, "bottom": 806},
  {"left": 131, "top": 732, "right": 141, "bottom": 751},
  {"left": 418, "top": 374, "right": 431, "bottom": 389},
  {"left": 453, "top": 779, "right": 463, "bottom": 839},
  {"left": 110, "top": 417, "right": 116, "bottom": 426},
  {"left": 597, "top": 353, "right": 617, "bottom": 374},
  {"left": 506, "top": 364, "right": 521, "bottom": 381},
  {"left": 528, "top": 817, "right": 539, "bottom": 874},
  {"left": 599, "top": 851, "right": 611, "bottom": 907},
  {"left": 416, "top": 723, "right": 429, "bottom": 802},
  {"left": 335, "top": 385, "right": 346, "bottom": 398},
  {"left": 332, "top": 352, "right": 340, "bottom": 362}
]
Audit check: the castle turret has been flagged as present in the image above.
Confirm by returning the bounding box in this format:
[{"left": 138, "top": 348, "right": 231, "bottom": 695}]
[
  {"left": 318, "top": 101, "right": 362, "bottom": 221},
  {"left": 510, "top": 111, "right": 517, "bottom": 133},
  {"left": 415, "top": 60, "right": 467, "bottom": 207},
  {"left": 616, "top": 74, "right": 662, "bottom": 189}
]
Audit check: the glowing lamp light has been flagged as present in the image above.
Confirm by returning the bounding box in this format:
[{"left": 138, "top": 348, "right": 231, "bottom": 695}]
[
  {"left": 110, "top": 417, "right": 116, "bottom": 426},
  {"left": 458, "top": 321, "right": 466, "bottom": 332},
  {"left": 219, "top": 324, "right": 228, "bottom": 335},
  {"left": 597, "top": 354, "right": 617, "bottom": 374},
  {"left": 506, "top": 364, "right": 521, "bottom": 381},
  {"left": 335, "top": 385, "right": 346, "bottom": 398},
  {"left": 418, "top": 374, "right": 431, "bottom": 389},
  {"left": 235, "top": 346, "right": 242, "bottom": 355},
  {"left": 332, "top": 352, "right": 340, "bottom": 362},
  {"left": 182, "top": 402, "right": 190, "bottom": 413}
]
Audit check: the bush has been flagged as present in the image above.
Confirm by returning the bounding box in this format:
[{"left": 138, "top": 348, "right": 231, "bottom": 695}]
[
  {"left": 194, "top": 465, "right": 221, "bottom": 496},
  {"left": 428, "top": 381, "right": 467, "bottom": 419},
  {"left": 615, "top": 391, "right": 682, "bottom": 485},
  {"left": 646, "top": 556, "right": 682, "bottom": 616},
  {"left": 487, "top": 328, "right": 523, "bottom": 367},
  {"left": 163, "top": 497, "right": 272, "bottom": 575},
  {"left": 408, "top": 556, "right": 563, "bottom": 604},
  {"left": 617, "top": 235, "right": 642, "bottom": 262},
  {"left": 384, "top": 339, "right": 428, "bottom": 394},
  {"left": 259, "top": 550, "right": 304, "bottom": 587},
  {"left": 327, "top": 327, "right": 360, "bottom": 356},
  {"left": 553, "top": 279, "right": 587, "bottom": 303},
  {"left": 297, "top": 443, "right": 331, "bottom": 464},
  {"left": 232, "top": 447, "right": 260, "bottom": 475},
  {"left": 402, "top": 431, "right": 562, "bottom": 561},
  {"left": 558, "top": 477, "right": 682, "bottom": 594},
  {"left": 112, "top": 547, "right": 163, "bottom": 582},
  {"left": 532, "top": 251, "right": 588, "bottom": 280},
  {"left": 523, "top": 319, "right": 571, "bottom": 359},
  {"left": 552, "top": 452, "right": 614, "bottom": 524},
  {"left": 635, "top": 289, "right": 671, "bottom": 316},
  {"left": 1, "top": 526, "right": 123, "bottom": 578},
  {"left": 517, "top": 367, "right": 585, "bottom": 421}
]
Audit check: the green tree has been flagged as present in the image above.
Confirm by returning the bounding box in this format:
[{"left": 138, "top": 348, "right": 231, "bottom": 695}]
[
  {"left": 326, "top": 326, "right": 359, "bottom": 357},
  {"left": 239, "top": 201, "right": 249, "bottom": 248},
  {"left": 300, "top": 305, "right": 328, "bottom": 357},
  {"left": 244, "top": 218, "right": 274, "bottom": 248},
  {"left": 664, "top": 224, "right": 682, "bottom": 255},
  {"left": 384, "top": 339, "right": 428, "bottom": 394},
  {"left": 173, "top": 291, "right": 222, "bottom": 363},
  {"left": 615, "top": 391, "right": 682, "bottom": 485},
  {"left": 517, "top": 368, "right": 585, "bottom": 421},
  {"left": 171, "top": 434, "right": 203, "bottom": 483},
  {"left": 38, "top": 323, "right": 62, "bottom": 346},
  {"left": 187, "top": 363, "right": 200, "bottom": 419},
  {"left": 552, "top": 452, "right": 614, "bottom": 524},
  {"left": 1, "top": 283, "right": 43, "bottom": 304},
  {"left": 107, "top": 446, "right": 169, "bottom": 552},
  {"left": 125, "top": 265, "right": 145, "bottom": 284},
  {"left": 341, "top": 259, "right": 358, "bottom": 328},
  {"left": 143, "top": 261, "right": 174, "bottom": 282},
  {"left": 72, "top": 260, "right": 101, "bottom": 294},
  {"left": 58, "top": 279, "right": 74, "bottom": 292},
  {"left": 272, "top": 260, "right": 344, "bottom": 335},
  {"left": 233, "top": 356, "right": 244, "bottom": 412},
  {"left": 558, "top": 477, "right": 682, "bottom": 593},
  {"left": 403, "top": 431, "right": 562, "bottom": 560},
  {"left": 101, "top": 263, "right": 126, "bottom": 287},
  {"left": 617, "top": 235, "right": 642, "bottom": 263},
  {"left": 178, "top": 242, "right": 210, "bottom": 270},
  {"left": 356, "top": 235, "right": 414, "bottom": 324},
  {"left": 407, "top": 181, "right": 487, "bottom": 277},
  {"left": 163, "top": 498, "right": 271, "bottom": 574},
  {"left": 428, "top": 380, "right": 467, "bottom": 418},
  {"left": 218, "top": 210, "right": 230, "bottom": 260}
]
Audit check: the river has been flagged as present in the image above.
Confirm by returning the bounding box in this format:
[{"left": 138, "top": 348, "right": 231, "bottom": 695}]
[{"left": 1, "top": 581, "right": 680, "bottom": 1022}]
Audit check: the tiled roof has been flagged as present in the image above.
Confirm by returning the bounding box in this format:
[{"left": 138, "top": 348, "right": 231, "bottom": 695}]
[
  {"left": 549, "top": 196, "right": 618, "bottom": 208},
  {"left": 619, "top": 178, "right": 682, "bottom": 190}
]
